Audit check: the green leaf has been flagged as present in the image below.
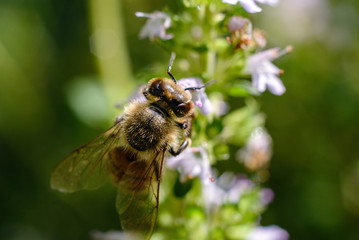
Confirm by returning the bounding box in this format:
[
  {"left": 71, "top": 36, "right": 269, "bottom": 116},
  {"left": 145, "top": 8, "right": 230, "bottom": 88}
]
[
  {"left": 174, "top": 176, "right": 193, "bottom": 198},
  {"left": 221, "top": 99, "right": 265, "bottom": 145},
  {"left": 185, "top": 206, "right": 206, "bottom": 229},
  {"left": 206, "top": 117, "right": 224, "bottom": 139},
  {"left": 219, "top": 204, "right": 241, "bottom": 223},
  {"left": 213, "top": 144, "right": 230, "bottom": 161},
  {"left": 209, "top": 227, "right": 225, "bottom": 240},
  {"left": 228, "top": 81, "right": 260, "bottom": 97},
  {"left": 225, "top": 224, "right": 254, "bottom": 240}
]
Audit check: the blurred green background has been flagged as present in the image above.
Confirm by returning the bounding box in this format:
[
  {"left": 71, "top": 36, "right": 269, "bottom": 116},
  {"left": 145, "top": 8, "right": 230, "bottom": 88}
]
[{"left": 1, "top": 0, "right": 358, "bottom": 239}]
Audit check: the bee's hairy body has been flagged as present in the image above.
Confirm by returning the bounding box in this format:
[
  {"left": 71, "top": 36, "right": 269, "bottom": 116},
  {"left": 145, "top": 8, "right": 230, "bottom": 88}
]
[
  {"left": 123, "top": 77, "right": 193, "bottom": 153},
  {"left": 108, "top": 77, "right": 195, "bottom": 183},
  {"left": 124, "top": 101, "right": 178, "bottom": 152},
  {"left": 51, "top": 74, "right": 199, "bottom": 240}
]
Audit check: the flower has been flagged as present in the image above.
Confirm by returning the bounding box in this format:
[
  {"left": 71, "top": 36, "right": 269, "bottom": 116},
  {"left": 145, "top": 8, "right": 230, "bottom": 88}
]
[
  {"left": 253, "top": 29, "right": 267, "bottom": 48},
  {"left": 227, "top": 16, "right": 254, "bottom": 50},
  {"left": 237, "top": 127, "right": 272, "bottom": 170},
  {"left": 178, "top": 78, "right": 212, "bottom": 115},
  {"left": 243, "top": 47, "right": 292, "bottom": 95},
  {"left": 223, "top": 175, "right": 254, "bottom": 203},
  {"left": 166, "top": 146, "right": 213, "bottom": 184},
  {"left": 210, "top": 93, "right": 229, "bottom": 117},
  {"left": 259, "top": 188, "right": 275, "bottom": 205},
  {"left": 135, "top": 11, "right": 173, "bottom": 40},
  {"left": 223, "top": 0, "right": 279, "bottom": 14},
  {"left": 245, "top": 225, "right": 289, "bottom": 240},
  {"left": 228, "top": 16, "right": 252, "bottom": 33},
  {"left": 202, "top": 173, "right": 254, "bottom": 210}
]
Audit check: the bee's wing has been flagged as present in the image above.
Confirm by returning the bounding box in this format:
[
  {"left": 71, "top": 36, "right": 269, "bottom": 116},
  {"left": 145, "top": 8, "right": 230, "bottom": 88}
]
[
  {"left": 115, "top": 149, "right": 166, "bottom": 240},
  {"left": 50, "top": 122, "right": 123, "bottom": 193}
]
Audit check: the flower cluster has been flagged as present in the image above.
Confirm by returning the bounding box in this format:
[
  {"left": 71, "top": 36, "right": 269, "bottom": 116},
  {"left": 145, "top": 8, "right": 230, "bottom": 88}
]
[
  {"left": 96, "top": 1, "right": 291, "bottom": 239},
  {"left": 167, "top": 146, "right": 213, "bottom": 184}
]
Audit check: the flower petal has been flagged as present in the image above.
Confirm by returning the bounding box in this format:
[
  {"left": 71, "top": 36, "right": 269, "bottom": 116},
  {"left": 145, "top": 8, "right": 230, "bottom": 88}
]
[
  {"left": 222, "top": 0, "right": 240, "bottom": 4},
  {"left": 166, "top": 147, "right": 212, "bottom": 184},
  {"left": 265, "top": 74, "right": 286, "bottom": 95},
  {"left": 178, "top": 78, "right": 212, "bottom": 115},
  {"left": 257, "top": 61, "right": 280, "bottom": 75},
  {"left": 239, "top": 0, "right": 263, "bottom": 13},
  {"left": 243, "top": 47, "right": 286, "bottom": 96},
  {"left": 256, "top": 0, "right": 279, "bottom": 7},
  {"left": 135, "top": 11, "right": 173, "bottom": 40},
  {"left": 244, "top": 48, "right": 279, "bottom": 73},
  {"left": 246, "top": 225, "right": 289, "bottom": 240},
  {"left": 253, "top": 72, "right": 267, "bottom": 92}
]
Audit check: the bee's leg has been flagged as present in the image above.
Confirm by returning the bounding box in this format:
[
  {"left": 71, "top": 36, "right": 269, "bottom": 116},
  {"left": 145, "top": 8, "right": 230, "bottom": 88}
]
[{"left": 169, "top": 138, "right": 191, "bottom": 156}]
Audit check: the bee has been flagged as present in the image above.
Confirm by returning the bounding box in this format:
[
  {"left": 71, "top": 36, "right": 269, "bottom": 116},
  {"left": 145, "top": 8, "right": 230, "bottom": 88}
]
[{"left": 50, "top": 53, "right": 210, "bottom": 239}]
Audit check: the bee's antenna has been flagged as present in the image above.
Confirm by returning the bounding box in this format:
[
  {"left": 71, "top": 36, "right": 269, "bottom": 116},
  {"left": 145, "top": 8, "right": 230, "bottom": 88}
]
[
  {"left": 184, "top": 80, "right": 216, "bottom": 91},
  {"left": 167, "top": 52, "right": 177, "bottom": 83}
]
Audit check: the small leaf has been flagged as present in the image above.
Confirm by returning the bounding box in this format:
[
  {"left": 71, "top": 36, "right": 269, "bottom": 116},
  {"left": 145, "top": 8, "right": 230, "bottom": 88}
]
[
  {"left": 174, "top": 176, "right": 193, "bottom": 198},
  {"left": 228, "top": 81, "right": 260, "bottom": 97}
]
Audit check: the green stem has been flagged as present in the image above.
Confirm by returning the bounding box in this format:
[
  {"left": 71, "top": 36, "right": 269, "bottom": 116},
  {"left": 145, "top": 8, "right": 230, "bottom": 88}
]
[
  {"left": 87, "top": 0, "right": 134, "bottom": 107},
  {"left": 206, "top": 49, "right": 216, "bottom": 80},
  {"left": 204, "top": 4, "right": 217, "bottom": 80}
]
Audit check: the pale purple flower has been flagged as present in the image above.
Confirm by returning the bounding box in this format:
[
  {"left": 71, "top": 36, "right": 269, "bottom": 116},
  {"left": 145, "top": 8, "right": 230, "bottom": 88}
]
[
  {"left": 243, "top": 47, "right": 289, "bottom": 95},
  {"left": 203, "top": 177, "right": 226, "bottom": 208},
  {"left": 224, "top": 175, "right": 254, "bottom": 203},
  {"left": 211, "top": 95, "right": 229, "bottom": 117},
  {"left": 245, "top": 225, "right": 289, "bottom": 240},
  {"left": 259, "top": 188, "right": 275, "bottom": 205},
  {"left": 166, "top": 146, "right": 213, "bottom": 184},
  {"left": 178, "top": 78, "right": 212, "bottom": 115},
  {"left": 237, "top": 127, "right": 272, "bottom": 170},
  {"left": 228, "top": 16, "right": 252, "bottom": 34},
  {"left": 135, "top": 11, "right": 173, "bottom": 40},
  {"left": 223, "top": 0, "right": 279, "bottom": 13},
  {"left": 227, "top": 16, "right": 254, "bottom": 49},
  {"left": 203, "top": 173, "right": 254, "bottom": 210}
]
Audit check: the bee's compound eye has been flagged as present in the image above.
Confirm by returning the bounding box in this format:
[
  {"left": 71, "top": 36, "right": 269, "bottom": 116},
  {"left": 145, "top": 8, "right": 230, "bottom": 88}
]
[
  {"left": 149, "top": 80, "right": 163, "bottom": 97},
  {"left": 175, "top": 103, "right": 191, "bottom": 117}
]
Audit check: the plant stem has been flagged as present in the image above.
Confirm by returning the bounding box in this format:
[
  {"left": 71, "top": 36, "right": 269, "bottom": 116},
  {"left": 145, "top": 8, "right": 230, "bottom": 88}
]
[
  {"left": 206, "top": 49, "right": 216, "bottom": 80},
  {"left": 87, "top": 0, "right": 134, "bottom": 107}
]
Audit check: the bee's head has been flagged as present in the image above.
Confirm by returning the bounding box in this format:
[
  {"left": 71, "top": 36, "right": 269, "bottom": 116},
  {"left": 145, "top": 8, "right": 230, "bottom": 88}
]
[{"left": 143, "top": 78, "right": 194, "bottom": 118}]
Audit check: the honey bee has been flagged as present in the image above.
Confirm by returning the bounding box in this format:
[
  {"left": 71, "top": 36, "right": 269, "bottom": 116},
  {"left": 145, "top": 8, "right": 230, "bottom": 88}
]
[{"left": 51, "top": 53, "right": 210, "bottom": 239}]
